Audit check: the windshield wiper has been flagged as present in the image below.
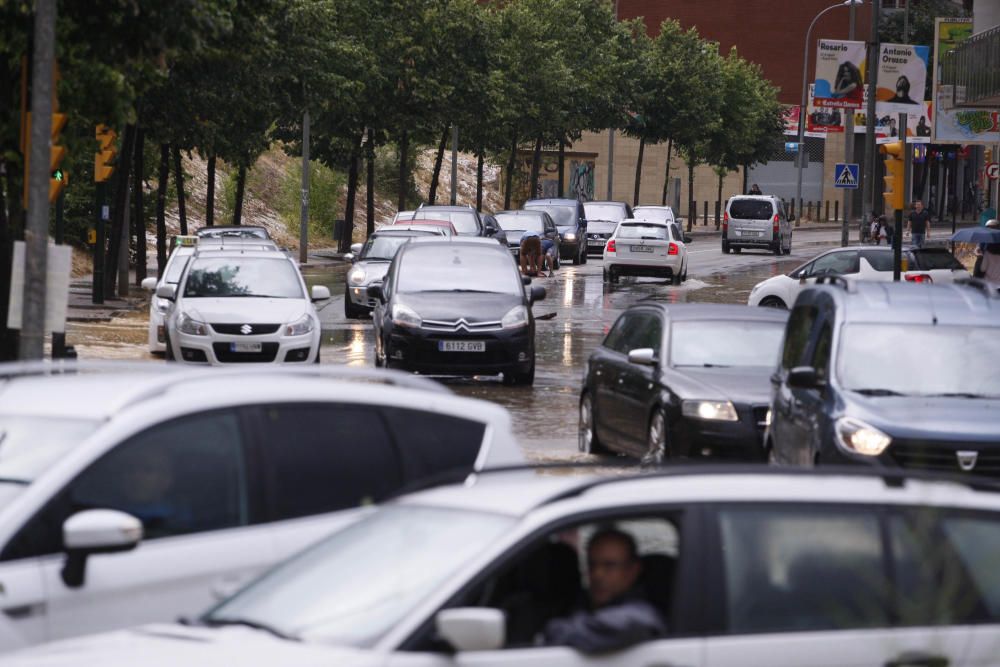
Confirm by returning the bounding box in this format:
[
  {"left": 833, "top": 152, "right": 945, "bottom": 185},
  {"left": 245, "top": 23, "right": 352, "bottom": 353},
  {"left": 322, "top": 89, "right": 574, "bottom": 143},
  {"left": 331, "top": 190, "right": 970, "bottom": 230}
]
[
  {"left": 0, "top": 477, "right": 30, "bottom": 485},
  {"left": 675, "top": 363, "right": 731, "bottom": 368},
  {"left": 850, "top": 388, "right": 906, "bottom": 396},
  {"left": 202, "top": 617, "right": 298, "bottom": 641},
  {"left": 926, "top": 392, "right": 997, "bottom": 399}
]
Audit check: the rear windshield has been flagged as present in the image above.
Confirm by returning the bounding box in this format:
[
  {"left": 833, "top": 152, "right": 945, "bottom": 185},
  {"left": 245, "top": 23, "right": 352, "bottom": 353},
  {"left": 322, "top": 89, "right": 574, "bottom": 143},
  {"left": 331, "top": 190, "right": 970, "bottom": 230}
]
[
  {"left": 412, "top": 211, "right": 478, "bottom": 235},
  {"left": 861, "top": 251, "right": 894, "bottom": 272},
  {"left": 912, "top": 248, "right": 964, "bottom": 271},
  {"left": 633, "top": 207, "right": 674, "bottom": 223},
  {"left": 729, "top": 199, "right": 775, "bottom": 220},
  {"left": 617, "top": 224, "right": 669, "bottom": 241},
  {"left": 524, "top": 204, "right": 575, "bottom": 228},
  {"left": 584, "top": 203, "right": 628, "bottom": 223}
]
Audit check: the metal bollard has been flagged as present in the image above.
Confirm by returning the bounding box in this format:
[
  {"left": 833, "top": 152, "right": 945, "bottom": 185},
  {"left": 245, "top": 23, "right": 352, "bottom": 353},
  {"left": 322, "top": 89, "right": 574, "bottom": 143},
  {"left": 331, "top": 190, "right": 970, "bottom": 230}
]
[
  {"left": 703, "top": 201, "right": 709, "bottom": 226},
  {"left": 825, "top": 201, "right": 830, "bottom": 221},
  {"left": 714, "top": 201, "right": 721, "bottom": 229},
  {"left": 834, "top": 200, "right": 840, "bottom": 222}
]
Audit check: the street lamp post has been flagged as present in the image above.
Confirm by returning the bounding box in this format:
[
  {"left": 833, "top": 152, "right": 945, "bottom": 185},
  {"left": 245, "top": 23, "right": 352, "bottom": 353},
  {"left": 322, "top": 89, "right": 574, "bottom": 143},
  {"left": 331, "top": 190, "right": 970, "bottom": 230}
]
[{"left": 795, "top": 0, "right": 864, "bottom": 225}]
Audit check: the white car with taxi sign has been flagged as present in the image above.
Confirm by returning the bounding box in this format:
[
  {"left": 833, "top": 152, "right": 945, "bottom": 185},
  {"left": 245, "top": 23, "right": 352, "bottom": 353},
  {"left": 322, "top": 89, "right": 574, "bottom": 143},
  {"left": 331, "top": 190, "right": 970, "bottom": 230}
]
[{"left": 140, "top": 236, "right": 198, "bottom": 354}]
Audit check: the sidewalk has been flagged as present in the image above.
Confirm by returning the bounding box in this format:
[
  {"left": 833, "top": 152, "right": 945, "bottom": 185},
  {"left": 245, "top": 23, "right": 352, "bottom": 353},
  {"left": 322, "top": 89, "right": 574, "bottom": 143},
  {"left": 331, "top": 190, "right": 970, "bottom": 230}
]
[{"left": 67, "top": 277, "right": 147, "bottom": 324}]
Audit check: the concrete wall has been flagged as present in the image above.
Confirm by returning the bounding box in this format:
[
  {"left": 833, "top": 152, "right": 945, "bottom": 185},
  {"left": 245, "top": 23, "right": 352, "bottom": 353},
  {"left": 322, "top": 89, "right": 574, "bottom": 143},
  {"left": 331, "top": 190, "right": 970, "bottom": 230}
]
[{"left": 974, "top": 0, "right": 1000, "bottom": 32}]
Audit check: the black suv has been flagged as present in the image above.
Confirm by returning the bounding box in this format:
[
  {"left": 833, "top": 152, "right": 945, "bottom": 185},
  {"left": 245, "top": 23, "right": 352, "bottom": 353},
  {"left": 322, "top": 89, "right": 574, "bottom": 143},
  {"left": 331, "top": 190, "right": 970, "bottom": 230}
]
[
  {"left": 412, "top": 205, "right": 507, "bottom": 245},
  {"left": 523, "top": 198, "right": 588, "bottom": 265},
  {"left": 768, "top": 279, "right": 1000, "bottom": 475}
]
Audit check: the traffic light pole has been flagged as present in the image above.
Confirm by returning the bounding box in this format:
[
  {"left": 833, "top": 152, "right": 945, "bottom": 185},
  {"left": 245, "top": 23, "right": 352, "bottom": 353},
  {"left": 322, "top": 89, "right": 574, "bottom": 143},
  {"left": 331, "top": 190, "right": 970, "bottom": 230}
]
[
  {"left": 893, "top": 112, "right": 907, "bottom": 282},
  {"left": 52, "top": 189, "right": 66, "bottom": 359},
  {"left": 92, "top": 182, "right": 106, "bottom": 304},
  {"left": 862, "top": 0, "right": 881, "bottom": 232}
]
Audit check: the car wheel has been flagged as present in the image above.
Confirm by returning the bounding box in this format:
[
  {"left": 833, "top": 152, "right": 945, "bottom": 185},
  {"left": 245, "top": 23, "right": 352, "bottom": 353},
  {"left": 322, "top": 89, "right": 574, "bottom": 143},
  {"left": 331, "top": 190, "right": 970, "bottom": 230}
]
[
  {"left": 603, "top": 268, "right": 610, "bottom": 283},
  {"left": 572, "top": 246, "right": 582, "bottom": 265},
  {"left": 503, "top": 361, "right": 535, "bottom": 386},
  {"left": 759, "top": 296, "right": 787, "bottom": 309},
  {"left": 578, "top": 392, "right": 607, "bottom": 455},
  {"left": 733, "top": 247, "right": 742, "bottom": 254},
  {"left": 164, "top": 336, "right": 176, "bottom": 362},
  {"left": 670, "top": 271, "right": 682, "bottom": 286},
  {"left": 642, "top": 409, "right": 669, "bottom": 467},
  {"left": 374, "top": 337, "right": 384, "bottom": 367},
  {"left": 766, "top": 438, "right": 779, "bottom": 465},
  {"left": 344, "top": 292, "right": 365, "bottom": 319},
  {"left": 721, "top": 241, "right": 729, "bottom": 254},
  {"left": 580, "top": 246, "right": 588, "bottom": 264},
  {"left": 314, "top": 346, "right": 321, "bottom": 364},
  {"left": 773, "top": 239, "right": 783, "bottom": 256}
]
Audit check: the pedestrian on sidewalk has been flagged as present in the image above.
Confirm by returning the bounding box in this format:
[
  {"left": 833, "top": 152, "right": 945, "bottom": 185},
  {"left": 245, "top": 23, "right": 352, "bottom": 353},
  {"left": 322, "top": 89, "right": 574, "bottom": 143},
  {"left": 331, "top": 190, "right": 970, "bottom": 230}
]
[
  {"left": 974, "top": 220, "right": 1000, "bottom": 282},
  {"left": 748, "top": 184, "right": 763, "bottom": 195},
  {"left": 883, "top": 217, "right": 894, "bottom": 248},
  {"left": 907, "top": 200, "right": 931, "bottom": 248},
  {"left": 870, "top": 216, "right": 882, "bottom": 245}
]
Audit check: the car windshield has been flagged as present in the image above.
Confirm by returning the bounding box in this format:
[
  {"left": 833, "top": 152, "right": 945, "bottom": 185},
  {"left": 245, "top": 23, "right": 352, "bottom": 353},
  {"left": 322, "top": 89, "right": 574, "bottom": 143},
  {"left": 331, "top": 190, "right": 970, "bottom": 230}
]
[
  {"left": 584, "top": 203, "right": 627, "bottom": 222},
  {"left": 495, "top": 213, "right": 544, "bottom": 233},
  {"left": 0, "top": 416, "right": 100, "bottom": 485},
  {"left": 204, "top": 505, "right": 513, "bottom": 647},
  {"left": 199, "top": 228, "right": 269, "bottom": 239},
  {"left": 671, "top": 320, "right": 786, "bottom": 368},
  {"left": 525, "top": 204, "right": 574, "bottom": 228},
  {"left": 617, "top": 224, "right": 669, "bottom": 241},
  {"left": 412, "top": 211, "right": 478, "bottom": 234},
  {"left": 586, "top": 220, "right": 617, "bottom": 234},
  {"left": 838, "top": 324, "right": 1000, "bottom": 397},
  {"left": 398, "top": 246, "right": 522, "bottom": 295},
  {"left": 729, "top": 199, "right": 774, "bottom": 220},
  {"left": 362, "top": 236, "right": 412, "bottom": 261},
  {"left": 164, "top": 251, "right": 192, "bottom": 284},
  {"left": 633, "top": 207, "right": 673, "bottom": 222},
  {"left": 183, "top": 257, "right": 304, "bottom": 298}
]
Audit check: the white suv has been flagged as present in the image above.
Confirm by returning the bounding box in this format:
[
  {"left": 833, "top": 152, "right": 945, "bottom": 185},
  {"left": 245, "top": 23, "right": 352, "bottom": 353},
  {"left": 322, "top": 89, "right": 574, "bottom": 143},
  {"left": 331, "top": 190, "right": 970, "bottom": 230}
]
[
  {"left": 10, "top": 467, "right": 1000, "bottom": 666},
  {"left": 0, "top": 362, "right": 523, "bottom": 652},
  {"left": 160, "top": 247, "right": 330, "bottom": 364}
]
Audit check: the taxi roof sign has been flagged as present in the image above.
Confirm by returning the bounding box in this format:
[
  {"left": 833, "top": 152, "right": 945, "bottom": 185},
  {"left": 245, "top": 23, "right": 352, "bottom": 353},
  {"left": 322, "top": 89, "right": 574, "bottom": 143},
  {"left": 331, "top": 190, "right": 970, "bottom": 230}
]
[{"left": 173, "top": 235, "right": 198, "bottom": 247}]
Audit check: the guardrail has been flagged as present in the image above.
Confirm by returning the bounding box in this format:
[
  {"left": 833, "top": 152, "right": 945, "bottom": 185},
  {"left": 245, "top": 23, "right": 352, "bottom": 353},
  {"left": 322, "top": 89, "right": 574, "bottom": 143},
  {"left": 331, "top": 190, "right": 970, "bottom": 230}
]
[{"left": 941, "top": 24, "right": 1000, "bottom": 108}]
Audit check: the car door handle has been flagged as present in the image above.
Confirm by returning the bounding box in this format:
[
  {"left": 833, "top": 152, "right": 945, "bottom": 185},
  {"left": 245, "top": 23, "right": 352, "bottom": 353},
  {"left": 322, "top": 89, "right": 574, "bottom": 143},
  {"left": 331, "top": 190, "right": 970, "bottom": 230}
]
[
  {"left": 3, "top": 603, "right": 44, "bottom": 620},
  {"left": 885, "top": 652, "right": 949, "bottom": 667}
]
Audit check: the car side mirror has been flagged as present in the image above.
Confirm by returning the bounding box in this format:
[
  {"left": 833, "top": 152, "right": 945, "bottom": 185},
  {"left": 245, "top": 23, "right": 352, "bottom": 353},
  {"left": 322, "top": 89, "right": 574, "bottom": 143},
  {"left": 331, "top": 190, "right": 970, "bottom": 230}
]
[
  {"left": 788, "top": 366, "right": 825, "bottom": 390},
  {"left": 61, "top": 510, "right": 143, "bottom": 588},
  {"left": 435, "top": 608, "right": 505, "bottom": 653},
  {"left": 684, "top": 235, "right": 693, "bottom": 244},
  {"left": 579, "top": 219, "right": 588, "bottom": 230},
  {"left": 344, "top": 253, "right": 355, "bottom": 262},
  {"left": 350, "top": 243, "right": 363, "bottom": 255},
  {"left": 367, "top": 284, "right": 385, "bottom": 302},
  {"left": 628, "top": 348, "right": 657, "bottom": 366},
  {"left": 529, "top": 285, "right": 546, "bottom": 303},
  {"left": 140, "top": 277, "right": 158, "bottom": 291},
  {"left": 311, "top": 285, "right": 331, "bottom": 301},
  {"left": 155, "top": 284, "right": 176, "bottom": 301}
]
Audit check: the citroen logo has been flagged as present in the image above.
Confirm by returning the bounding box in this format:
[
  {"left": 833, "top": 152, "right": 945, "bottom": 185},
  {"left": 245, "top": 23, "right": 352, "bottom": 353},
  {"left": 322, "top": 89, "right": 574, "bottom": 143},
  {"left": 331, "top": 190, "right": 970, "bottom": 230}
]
[
  {"left": 240, "top": 324, "right": 253, "bottom": 335},
  {"left": 957, "top": 450, "right": 979, "bottom": 472}
]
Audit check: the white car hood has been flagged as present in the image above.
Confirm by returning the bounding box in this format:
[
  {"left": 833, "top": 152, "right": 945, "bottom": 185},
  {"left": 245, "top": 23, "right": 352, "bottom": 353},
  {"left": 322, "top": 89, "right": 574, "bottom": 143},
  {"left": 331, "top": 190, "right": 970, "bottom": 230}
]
[
  {"left": 3, "top": 624, "right": 379, "bottom": 667},
  {"left": 180, "top": 298, "right": 308, "bottom": 325},
  {"left": 355, "top": 261, "right": 391, "bottom": 285}
]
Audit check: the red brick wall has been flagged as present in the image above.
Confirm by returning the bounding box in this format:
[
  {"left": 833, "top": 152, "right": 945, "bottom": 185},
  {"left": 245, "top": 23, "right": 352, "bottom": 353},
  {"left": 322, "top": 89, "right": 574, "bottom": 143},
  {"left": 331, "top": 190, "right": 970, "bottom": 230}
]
[{"left": 618, "top": 0, "right": 874, "bottom": 105}]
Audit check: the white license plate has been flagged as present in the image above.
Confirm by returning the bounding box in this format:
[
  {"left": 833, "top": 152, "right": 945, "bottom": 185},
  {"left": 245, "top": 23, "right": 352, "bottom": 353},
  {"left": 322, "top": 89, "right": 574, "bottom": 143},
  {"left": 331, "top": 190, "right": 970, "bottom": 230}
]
[
  {"left": 629, "top": 245, "right": 654, "bottom": 253},
  {"left": 740, "top": 230, "right": 763, "bottom": 237},
  {"left": 439, "top": 340, "right": 486, "bottom": 352},
  {"left": 230, "top": 342, "right": 262, "bottom": 353},
  {"left": 588, "top": 240, "right": 605, "bottom": 246}
]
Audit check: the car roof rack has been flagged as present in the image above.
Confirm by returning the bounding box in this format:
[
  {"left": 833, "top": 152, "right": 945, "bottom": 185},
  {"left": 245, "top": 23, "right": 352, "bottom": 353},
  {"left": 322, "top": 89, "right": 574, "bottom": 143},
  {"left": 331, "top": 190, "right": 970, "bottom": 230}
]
[{"left": 954, "top": 277, "right": 1000, "bottom": 299}]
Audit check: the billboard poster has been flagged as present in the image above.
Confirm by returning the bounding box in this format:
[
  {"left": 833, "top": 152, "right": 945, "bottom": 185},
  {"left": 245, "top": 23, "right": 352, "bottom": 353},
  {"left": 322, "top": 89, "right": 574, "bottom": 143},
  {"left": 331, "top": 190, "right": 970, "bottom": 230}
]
[
  {"left": 907, "top": 102, "right": 934, "bottom": 144},
  {"left": 814, "top": 40, "right": 866, "bottom": 108},
  {"left": 782, "top": 86, "right": 841, "bottom": 138},
  {"left": 876, "top": 43, "right": 930, "bottom": 115},
  {"left": 932, "top": 17, "right": 999, "bottom": 144}
]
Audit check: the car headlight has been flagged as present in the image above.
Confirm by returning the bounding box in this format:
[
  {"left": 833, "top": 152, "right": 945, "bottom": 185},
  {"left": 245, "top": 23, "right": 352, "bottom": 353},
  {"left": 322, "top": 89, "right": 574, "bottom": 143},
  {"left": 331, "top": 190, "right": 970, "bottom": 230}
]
[
  {"left": 391, "top": 303, "right": 422, "bottom": 329},
  {"left": 681, "top": 400, "right": 738, "bottom": 422},
  {"left": 177, "top": 312, "right": 208, "bottom": 336},
  {"left": 286, "top": 314, "right": 315, "bottom": 336},
  {"left": 155, "top": 297, "right": 171, "bottom": 314},
  {"left": 563, "top": 232, "right": 577, "bottom": 241},
  {"left": 835, "top": 417, "right": 892, "bottom": 456},
  {"left": 501, "top": 305, "right": 528, "bottom": 329},
  {"left": 347, "top": 266, "right": 367, "bottom": 286}
]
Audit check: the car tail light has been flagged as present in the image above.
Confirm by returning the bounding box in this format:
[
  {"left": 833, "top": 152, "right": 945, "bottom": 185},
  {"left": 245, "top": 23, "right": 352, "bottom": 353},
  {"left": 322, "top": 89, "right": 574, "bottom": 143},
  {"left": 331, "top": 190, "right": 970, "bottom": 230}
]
[
  {"left": 905, "top": 273, "right": 933, "bottom": 283},
  {"left": 722, "top": 212, "right": 728, "bottom": 234},
  {"left": 773, "top": 214, "right": 779, "bottom": 234},
  {"left": 606, "top": 239, "right": 616, "bottom": 253},
  {"left": 668, "top": 242, "right": 678, "bottom": 255}
]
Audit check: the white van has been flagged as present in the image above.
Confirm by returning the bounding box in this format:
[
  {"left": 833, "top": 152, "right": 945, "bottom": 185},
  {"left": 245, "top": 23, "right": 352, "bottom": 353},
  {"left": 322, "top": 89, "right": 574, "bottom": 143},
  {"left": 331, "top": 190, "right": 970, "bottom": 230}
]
[{"left": 722, "top": 195, "right": 792, "bottom": 255}]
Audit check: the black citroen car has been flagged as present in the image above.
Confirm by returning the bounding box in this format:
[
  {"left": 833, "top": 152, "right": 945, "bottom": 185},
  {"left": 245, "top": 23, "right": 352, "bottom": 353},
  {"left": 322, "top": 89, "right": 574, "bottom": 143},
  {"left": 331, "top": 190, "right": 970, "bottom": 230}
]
[
  {"left": 369, "top": 237, "right": 545, "bottom": 385},
  {"left": 579, "top": 303, "right": 789, "bottom": 463}
]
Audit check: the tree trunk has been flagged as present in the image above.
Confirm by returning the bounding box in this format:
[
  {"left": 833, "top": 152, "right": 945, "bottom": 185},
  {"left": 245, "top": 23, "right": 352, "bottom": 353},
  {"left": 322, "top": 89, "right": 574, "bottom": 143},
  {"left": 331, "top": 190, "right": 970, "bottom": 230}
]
[
  {"left": 529, "top": 136, "right": 543, "bottom": 199},
  {"left": 687, "top": 158, "right": 695, "bottom": 232},
  {"left": 366, "top": 128, "right": 376, "bottom": 237},
  {"left": 476, "top": 149, "right": 484, "bottom": 212},
  {"left": 504, "top": 137, "right": 517, "bottom": 210},
  {"left": 233, "top": 165, "right": 247, "bottom": 226},
  {"left": 133, "top": 127, "right": 146, "bottom": 285},
  {"left": 173, "top": 146, "right": 187, "bottom": 234},
  {"left": 156, "top": 143, "right": 169, "bottom": 276},
  {"left": 105, "top": 123, "right": 136, "bottom": 297},
  {"left": 0, "top": 160, "right": 16, "bottom": 361},
  {"left": 633, "top": 135, "right": 646, "bottom": 207},
  {"left": 661, "top": 139, "right": 673, "bottom": 206},
  {"left": 428, "top": 127, "right": 449, "bottom": 204},
  {"left": 206, "top": 155, "right": 216, "bottom": 227},
  {"left": 397, "top": 130, "right": 408, "bottom": 212},
  {"left": 558, "top": 136, "right": 566, "bottom": 198},
  {"left": 716, "top": 170, "right": 724, "bottom": 230},
  {"left": 343, "top": 153, "right": 360, "bottom": 253}
]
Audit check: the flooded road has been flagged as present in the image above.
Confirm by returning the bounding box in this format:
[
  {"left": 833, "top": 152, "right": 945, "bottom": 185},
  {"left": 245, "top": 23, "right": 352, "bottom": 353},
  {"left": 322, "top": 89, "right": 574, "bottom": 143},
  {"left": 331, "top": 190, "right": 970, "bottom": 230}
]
[{"left": 67, "top": 231, "right": 838, "bottom": 459}]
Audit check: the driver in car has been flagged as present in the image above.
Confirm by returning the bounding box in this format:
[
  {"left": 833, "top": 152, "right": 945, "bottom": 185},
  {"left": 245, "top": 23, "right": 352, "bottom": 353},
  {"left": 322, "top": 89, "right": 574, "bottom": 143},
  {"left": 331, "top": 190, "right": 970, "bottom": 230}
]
[{"left": 541, "top": 528, "right": 666, "bottom": 653}]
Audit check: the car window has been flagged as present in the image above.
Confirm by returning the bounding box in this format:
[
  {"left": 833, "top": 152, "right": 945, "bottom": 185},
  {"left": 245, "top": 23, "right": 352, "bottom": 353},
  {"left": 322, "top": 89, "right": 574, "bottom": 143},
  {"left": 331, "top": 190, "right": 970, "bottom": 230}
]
[
  {"left": 495, "top": 213, "right": 545, "bottom": 233},
  {"left": 671, "top": 224, "right": 683, "bottom": 241},
  {"left": 811, "top": 322, "right": 833, "bottom": 382},
  {"left": 617, "top": 224, "right": 669, "bottom": 241},
  {"left": 940, "top": 514, "right": 1000, "bottom": 620},
  {"left": 809, "top": 250, "right": 859, "bottom": 276},
  {"left": 412, "top": 210, "right": 479, "bottom": 235},
  {"left": 624, "top": 313, "right": 663, "bottom": 354},
  {"left": 164, "top": 251, "right": 192, "bottom": 284},
  {"left": 781, "top": 305, "right": 817, "bottom": 370},
  {"left": 861, "top": 250, "right": 894, "bottom": 272},
  {"left": 671, "top": 320, "right": 785, "bottom": 369},
  {"left": 1, "top": 411, "right": 249, "bottom": 561},
  {"left": 583, "top": 203, "right": 628, "bottom": 222},
  {"left": 912, "top": 248, "right": 965, "bottom": 271},
  {"left": 183, "top": 257, "right": 304, "bottom": 298},
  {"left": 257, "top": 404, "right": 403, "bottom": 521},
  {"left": 728, "top": 199, "right": 774, "bottom": 220},
  {"left": 525, "top": 204, "right": 575, "bottom": 228},
  {"left": 379, "top": 407, "right": 486, "bottom": 481},
  {"left": 603, "top": 314, "right": 634, "bottom": 354},
  {"left": 718, "top": 506, "right": 889, "bottom": 634},
  {"left": 397, "top": 246, "right": 522, "bottom": 295}
]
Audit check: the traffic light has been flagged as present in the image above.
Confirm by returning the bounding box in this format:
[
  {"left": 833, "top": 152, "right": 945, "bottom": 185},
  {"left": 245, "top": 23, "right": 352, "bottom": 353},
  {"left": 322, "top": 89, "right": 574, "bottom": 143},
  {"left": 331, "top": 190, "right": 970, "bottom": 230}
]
[
  {"left": 49, "top": 111, "right": 67, "bottom": 202},
  {"left": 20, "top": 60, "right": 68, "bottom": 205},
  {"left": 881, "top": 141, "right": 905, "bottom": 212},
  {"left": 94, "top": 124, "right": 117, "bottom": 183}
]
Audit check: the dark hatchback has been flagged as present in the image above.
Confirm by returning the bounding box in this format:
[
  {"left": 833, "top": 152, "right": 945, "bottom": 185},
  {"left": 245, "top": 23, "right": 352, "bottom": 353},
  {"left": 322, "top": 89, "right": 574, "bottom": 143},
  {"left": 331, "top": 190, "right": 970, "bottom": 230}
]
[
  {"left": 769, "top": 280, "right": 1000, "bottom": 474},
  {"left": 579, "top": 304, "right": 789, "bottom": 463},
  {"left": 369, "top": 238, "right": 545, "bottom": 385},
  {"left": 583, "top": 200, "right": 632, "bottom": 256},
  {"left": 523, "top": 198, "right": 588, "bottom": 265}
]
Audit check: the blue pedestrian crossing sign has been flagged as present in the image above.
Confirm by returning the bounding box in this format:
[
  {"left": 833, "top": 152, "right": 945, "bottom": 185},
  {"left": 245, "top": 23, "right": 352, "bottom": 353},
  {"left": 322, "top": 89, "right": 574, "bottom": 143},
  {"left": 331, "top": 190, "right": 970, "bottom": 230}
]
[{"left": 834, "top": 163, "right": 859, "bottom": 189}]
